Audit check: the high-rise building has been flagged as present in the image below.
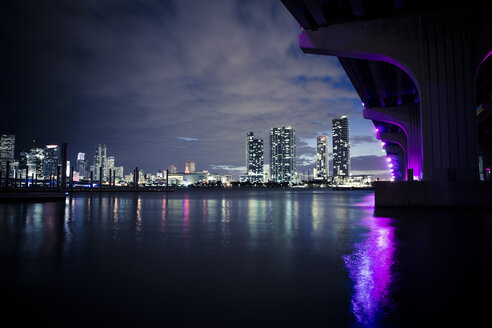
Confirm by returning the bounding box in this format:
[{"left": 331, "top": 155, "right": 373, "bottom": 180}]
[
  {"left": 92, "top": 144, "right": 107, "bottom": 180},
  {"left": 270, "top": 126, "right": 296, "bottom": 183},
  {"left": 114, "top": 166, "right": 124, "bottom": 179},
  {"left": 43, "top": 145, "right": 61, "bottom": 177},
  {"left": 0, "top": 134, "right": 15, "bottom": 177},
  {"left": 332, "top": 116, "right": 350, "bottom": 176},
  {"left": 20, "top": 147, "right": 45, "bottom": 178},
  {"left": 185, "top": 161, "right": 195, "bottom": 173},
  {"left": 316, "top": 135, "right": 329, "bottom": 179},
  {"left": 77, "top": 152, "right": 88, "bottom": 178},
  {"left": 168, "top": 165, "right": 178, "bottom": 174},
  {"left": 107, "top": 156, "right": 115, "bottom": 175},
  {"left": 246, "top": 132, "right": 264, "bottom": 183}
]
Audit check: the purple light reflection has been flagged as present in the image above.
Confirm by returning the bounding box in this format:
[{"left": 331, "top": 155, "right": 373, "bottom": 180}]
[{"left": 342, "top": 213, "right": 397, "bottom": 327}]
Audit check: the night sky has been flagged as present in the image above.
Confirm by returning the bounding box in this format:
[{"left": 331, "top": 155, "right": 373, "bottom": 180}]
[{"left": 1, "top": 0, "right": 390, "bottom": 179}]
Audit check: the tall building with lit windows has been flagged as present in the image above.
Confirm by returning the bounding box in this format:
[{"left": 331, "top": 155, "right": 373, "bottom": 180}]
[
  {"left": 43, "top": 144, "right": 61, "bottom": 177},
  {"left": 0, "top": 134, "right": 15, "bottom": 177},
  {"left": 92, "top": 144, "right": 107, "bottom": 180},
  {"left": 185, "top": 161, "right": 195, "bottom": 173},
  {"left": 332, "top": 116, "right": 350, "bottom": 176},
  {"left": 246, "top": 132, "right": 264, "bottom": 183},
  {"left": 316, "top": 135, "right": 329, "bottom": 179},
  {"left": 270, "top": 126, "right": 296, "bottom": 183},
  {"left": 77, "top": 152, "right": 88, "bottom": 178}
]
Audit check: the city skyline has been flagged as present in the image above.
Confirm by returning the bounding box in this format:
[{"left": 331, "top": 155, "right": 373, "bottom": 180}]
[
  {"left": 3, "top": 119, "right": 388, "bottom": 181},
  {"left": 1, "top": 0, "right": 391, "bottom": 180}
]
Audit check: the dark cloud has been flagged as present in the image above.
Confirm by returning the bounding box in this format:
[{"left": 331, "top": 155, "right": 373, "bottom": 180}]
[
  {"left": 1, "top": 0, "right": 386, "bottom": 177},
  {"left": 351, "top": 135, "right": 379, "bottom": 145}
]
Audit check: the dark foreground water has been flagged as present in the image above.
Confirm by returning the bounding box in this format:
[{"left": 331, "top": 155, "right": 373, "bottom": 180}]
[{"left": 1, "top": 189, "right": 492, "bottom": 327}]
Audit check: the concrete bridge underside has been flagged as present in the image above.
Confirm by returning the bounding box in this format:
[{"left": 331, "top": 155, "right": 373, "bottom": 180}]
[{"left": 282, "top": 1, "right": 492, "bottom": 206}]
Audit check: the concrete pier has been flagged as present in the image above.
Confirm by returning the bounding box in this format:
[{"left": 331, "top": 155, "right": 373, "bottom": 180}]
[{"left": 375, "top": 181, "right": 492, "bottom": 208}]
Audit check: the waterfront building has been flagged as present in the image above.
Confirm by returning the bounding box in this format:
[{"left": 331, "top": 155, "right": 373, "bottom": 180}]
[
  {"left": 316, "top": 135, "right": 329, "bottom": 180},
  {"left": 20, "top": 147, "right": 44, "bottom": 178},
  {"left": 168, "top": 172, "right": 207, "bottom": 186},
  {"left": 114, "top": 166, "right": 124, "bottom": 179},
  {"left": 270, "top": 126, "right": 296, "bottom": 183},
  {"left": 107, "top": 156, "right": 115, "bottom": 176},
  {"left": 332, "top": 116, "right": 350, "bottom": 177},
  {"left": 207, "top": 173, "right": 221, "bottom": 183},
  {"left": 77, "top": 153, "right": 88, "bottom": 178},
  {"left": 185, "top": 161, "right": 195, "bottom": 173},
  {"left": 246, "top": 132, "right": 264, "bottom": 183},
  {"left": 168, "top": 165, "right": 178, "bottom": 174},
  {"left": 43, "top": 145, "right": 61, "bottom": 178},
  {"left": 0, "top": 134, "right": 15, "bottom": 177},
  {"left": 92, "top": 144, "right": 107, "bottom": 180},
  {"left": 221, "top": 175, "right": 232, "bottom": 185}
]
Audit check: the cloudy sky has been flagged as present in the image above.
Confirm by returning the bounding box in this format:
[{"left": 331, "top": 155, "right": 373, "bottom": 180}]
[{"left": 1, "top": 0, "right": 390, "bottom": 179}]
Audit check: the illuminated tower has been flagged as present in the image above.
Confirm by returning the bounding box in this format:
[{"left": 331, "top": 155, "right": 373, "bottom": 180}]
[
  {"left": 185, "top": 161, "right": 195, "bottom": 173},
  {"left": 332, "top": 116, "right": 350, "bottom": 176},
  {"left": 77, "top": 152, "right": 88, "bottom": 178},
  {"left": 168, "top": 165, "right": 178, "bottom": 174},
  {"left": 43, "top": 145, "right": 61, "bottom": 177},
  {"left": 92, "top": 144, "right": 107, "bottom": 180},
  {"left": 316, "top": 135, "right": 329, "bottom": 179},
  {"left": 270, "top": 126, "right": 296, "bottom": 183},
  {"left": 0, "top": 134, "right": 15, "bottom": 177},
  {"left": 246, "top": 132, "right": 264, "bottom": 183}
]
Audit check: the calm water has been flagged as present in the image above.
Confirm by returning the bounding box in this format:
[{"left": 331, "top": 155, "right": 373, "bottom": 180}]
[{"left": 1, "top": 189, "right": 491, "bottom": 327}]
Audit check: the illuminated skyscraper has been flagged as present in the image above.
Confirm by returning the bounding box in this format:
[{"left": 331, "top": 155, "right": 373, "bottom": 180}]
[
  {"left": 316, "top": 135, "right": 329, "bottom": 179},
  {"left": 270, "top": 126, "right": 296, "bottom": 183},
  {"left": 20, "top": 147, "right": 44, "bottom": 178},
  {"left": 168, "top": 165, "right": 178, "bottom": 174},
  {"left": 0, "top": 134, "right": 15, "bottom": 177},
  {"left": 185, "top": 161, "right": 195, "bottom": 173},
  {"left": 246, "top": 132, "right": 264, "bottom": 183},
  {"left": 92, "top": 144, "right": 107, "bottom": 180},
  {"left": 332, "top": 116, "right": 350, "bottom": 176},
  {"left": 43, "top": 145, "right": 61, "bottom": 177},
  {"left": 107, "top": 156, "right": 115, "bottom": 175},
  {"left": 77, "top": 152, "right": 88, "bottom": 178}
]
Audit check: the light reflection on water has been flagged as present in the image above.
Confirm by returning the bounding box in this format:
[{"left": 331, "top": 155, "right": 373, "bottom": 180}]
[
  {"left": 342, "top": 194, "right": 396, "bottom": 327},
  {"left": 343, "top": 216, "right": 396, "bottom": 327},
  {"left": 5, "top": 190, "right": 490, "bottom": 327}
]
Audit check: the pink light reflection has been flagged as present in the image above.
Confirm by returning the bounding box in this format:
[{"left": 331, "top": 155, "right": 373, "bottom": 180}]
[
  {"left": 342, "top": 216, "right": 397, "bottom": 326},
  {"left": 182, "top": 194, "right": 191, "bottom": 250}
]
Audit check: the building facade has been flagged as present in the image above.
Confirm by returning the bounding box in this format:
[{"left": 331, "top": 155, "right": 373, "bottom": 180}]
[
  {"left": 270, "top": 126, "right": 296, "bottom": 183},
  {"left": 246, "top": 132, "right": 264, "bottom": 183},
  {"left": 77, "top": 152, "right": 88, "bottom": 178},
  {"left": 43, "top": 145, "right": 61, "bottom": 177},
  {"left": 20, "top": 147, "right": 45, "bottom": 178},
  {"left": 168, "top": 165, "right": 178, "bottom": 174},
  {"left": 185, "top": 161, "right": 195, "bottom": 173},
  {"left": 92, "top": 144, "right": 107, "bottom": 180},
  {"left": 316, "top": 135, "right": 329, "bottom": 180},
  {"left": 0, "top": 134, "right": 15, "bottom": 177},
  {"left": 332, "top": 116, "right": 350, "bottom": 177}
]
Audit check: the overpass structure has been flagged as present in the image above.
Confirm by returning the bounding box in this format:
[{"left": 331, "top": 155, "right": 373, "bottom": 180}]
[{"left": 282, "top": 1, "right": 492, "bottom": 206}]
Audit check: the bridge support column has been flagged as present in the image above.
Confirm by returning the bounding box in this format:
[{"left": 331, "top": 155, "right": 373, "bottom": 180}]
[
  {"left": 300, "top": 9, "right": 481, "bottom": 182},
  {"left": 364, "top": 106, "right": 421, "bottom": 180}
]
